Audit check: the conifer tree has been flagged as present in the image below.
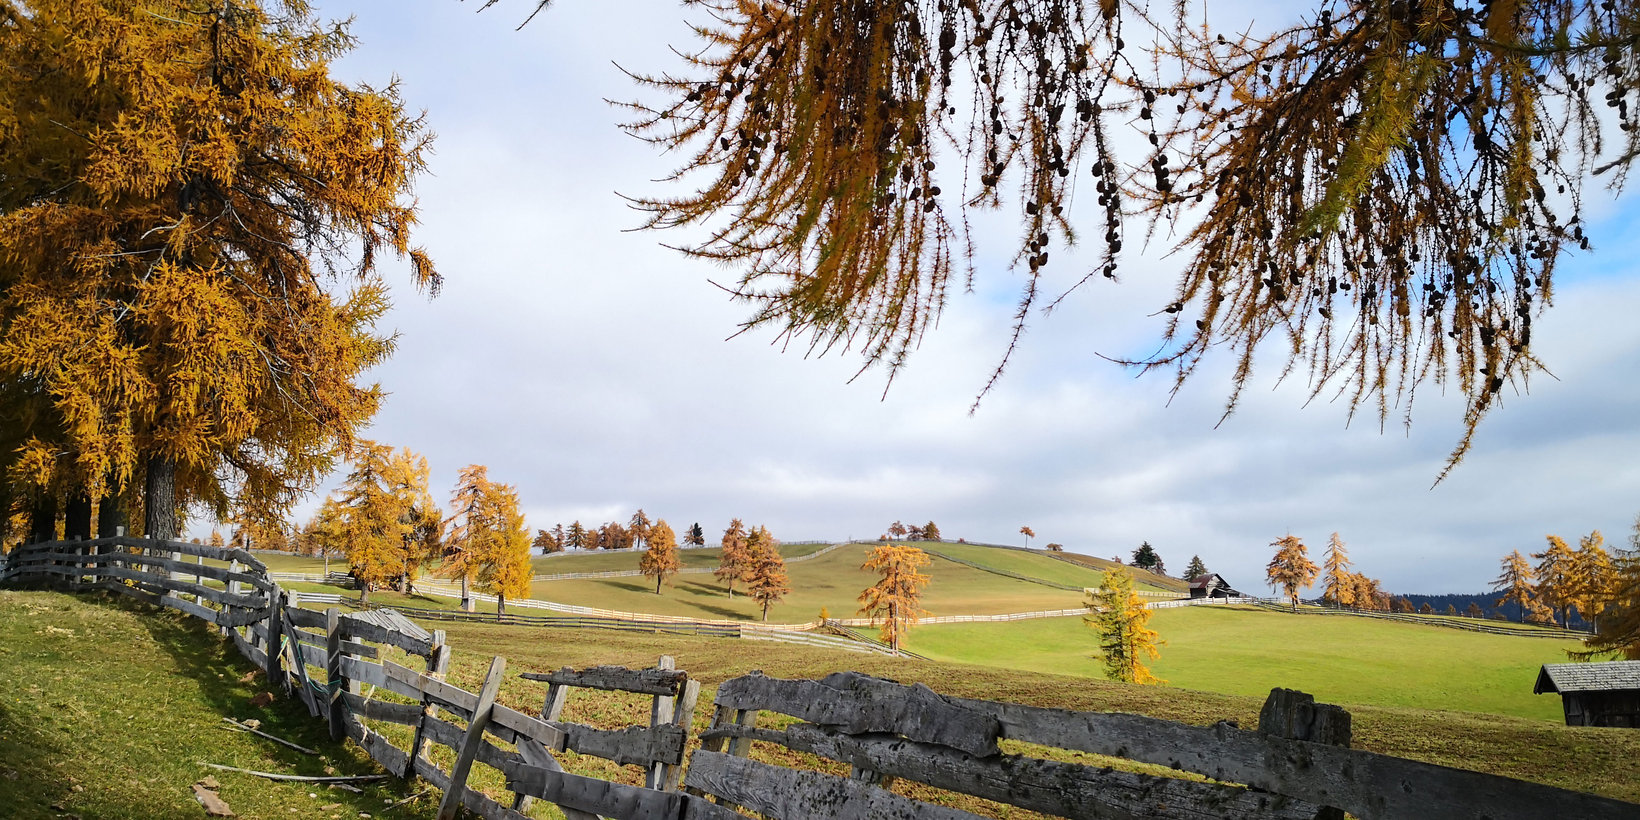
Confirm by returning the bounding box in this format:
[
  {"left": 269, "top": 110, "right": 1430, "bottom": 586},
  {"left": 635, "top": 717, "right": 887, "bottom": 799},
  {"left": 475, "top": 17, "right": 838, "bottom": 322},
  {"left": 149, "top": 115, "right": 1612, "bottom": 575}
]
[
  {"left": 1131, "top": 542, "right": 1162, "bottom": 573},
  {"left": 888, "top": 521, "right": 907, "bottom": 541},
  {"left": 685, "top": 523, "right": 706, "bottom": 547},
  {"left": 1466, "top": 602, "right": 1485, "bottom": 619},
  {"left": 533, "top": 529, "right": 562, "bottom": 554},
  {"left": 744, "top": 526, "right": 791, "bottom": 621},
  {"left": 1320, "top": 533, "right": 1354, "bottom": 608},
  {"left": 858, "top": 544, "right": 932, "bottom": 653},
  {"left": 629, "top": 509, "right": 651, "bottom": 552},
  {"left": 640, "top": 520, "right": 682, "bottom": 594},
  {"left": 1444, "top": 604, "right": 1459, "bottom": 616},
  {"left": 1019, "top": 526, "right": 1035, "bottom": 548},
  {"left": 1184, "top": 555, "right": 1208, "bottom": 580},
  {"left": 1572, "top": 531, "right": 1616, "bottom": 629},
  {"left": 1576, "top": 543, "right": 1640, "bottom": 660},
  {"left": 475, "top": 481, "right": 531, "bottom": 615},
  {"left": 209, "top": 531, "right": 225, "bottom": 549},
  {"left": 566, "top": 521, "right": 588, "bottom": 551},
  {"left": 716, "top": 518, "right": 751, "bottom": 598},
  {"left": 1085, "top": 567, "right": 1164, "bottom": 685},
  {"left": 1266, "top": 535, "right": 1318, "bottom": 611},
  {"left": 337, "top": 442, "right": 438, "bottom": 605},
  {"left": 1493, "top": 550, "right": 1537, "bottom": 623},
  {"left": 1534, "top": 536, "right": 1578, "bottom": 627},
  {"left": 922, "top": 521, "right": 942, "bottom": 542},
  {"left": 0, "top": 0, "right": 435, "bottom": 538}
]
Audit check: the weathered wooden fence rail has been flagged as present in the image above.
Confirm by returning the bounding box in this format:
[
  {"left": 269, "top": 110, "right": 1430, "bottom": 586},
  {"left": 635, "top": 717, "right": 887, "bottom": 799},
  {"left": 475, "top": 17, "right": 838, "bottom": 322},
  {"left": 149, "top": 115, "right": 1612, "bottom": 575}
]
[{"left": 3, "top": 537, "right": 1634, "bottom": 820}]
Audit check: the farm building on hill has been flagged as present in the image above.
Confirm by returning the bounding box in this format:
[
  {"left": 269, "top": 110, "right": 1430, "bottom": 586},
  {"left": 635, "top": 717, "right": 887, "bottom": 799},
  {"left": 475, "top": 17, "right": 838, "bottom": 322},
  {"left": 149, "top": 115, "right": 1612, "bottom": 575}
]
[
  {"left": 1188, "top": 574, "right": 1241, "bottom": 599},
  {"left": 1534, "top": 661, "right": 1640, "bottom": 727}
]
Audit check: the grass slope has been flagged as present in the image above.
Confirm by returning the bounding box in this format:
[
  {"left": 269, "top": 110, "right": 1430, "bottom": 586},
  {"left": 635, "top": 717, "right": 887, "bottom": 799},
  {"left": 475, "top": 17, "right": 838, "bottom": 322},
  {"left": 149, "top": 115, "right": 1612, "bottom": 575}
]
[
  {"left": 909, "top": 604, "right": 1582, "bottom": 722},
  {"left": 0, "top": 590, "right": 436, "bottom": 820}
]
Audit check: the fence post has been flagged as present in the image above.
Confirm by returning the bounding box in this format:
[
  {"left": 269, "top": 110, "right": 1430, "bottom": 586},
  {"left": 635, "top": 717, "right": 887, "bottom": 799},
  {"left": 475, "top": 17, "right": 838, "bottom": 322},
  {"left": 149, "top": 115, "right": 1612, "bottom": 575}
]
[
  {"left": 263, "top": 588, "right": 284, "bottom": 688},
  {"left": 1258, "top": 688, "right": 1351, "bottom": 820},
  {"left": 325, "top": 607, "right": 346, "bottom": 741},
  {"left": 406, "top": 629, "right": 450, "bottom": 780},
  {"left": 646, "top": 656, "right": 677, "bottom": 790},
  {"left": 436, "top": 655, "right": 505, "bottom": 820}
]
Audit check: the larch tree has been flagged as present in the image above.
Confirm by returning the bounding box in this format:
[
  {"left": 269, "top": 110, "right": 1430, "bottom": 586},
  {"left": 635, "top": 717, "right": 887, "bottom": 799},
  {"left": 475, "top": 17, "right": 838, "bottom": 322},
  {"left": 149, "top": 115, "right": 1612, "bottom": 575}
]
[
  {"left": 1320, "top": 533, "right": 1354, "bottom": 608},
  {"left": 0, "top": 0, "right": 434, "bottom": 540},
  {"left": 1466, "top": 602, "right": 1485, "bottom": 619},
  {"left": 1493, "top": 550, "right": 1538, "bottom": 623},
  {"left": 566, "top": 521, "right": 588, "bottom": 551},
  {"left": 1534, "top": 536, "right": 1579, "bottom": 626},
  {"left": 1183, "top": 555, "right": 1208, "bottom": 581},
  {"left": 640, "top": 519, "right": 682, "bottom": 594},
  {"left": 1576, "top": 528, "right": 1640, "bottom": 659},
  {"left": 474, "top": 481, "right": 531, "bottom": 616},
  {"left": 337, "top": 442, "right": 438, "bottom": 605},
  {"left": 685, "top": 522, "right": 706, "bottom": 547},
  {"left": 888, "top": 521, "right": 907, "bottom": 541},
  {"left": 858, "top": 543, "right": 932, "bottom": 653},
  {"left": 1571, "top": 531, "right": 1616, "bottom": 628},
  {"left": 922, "top": 521, "right": 942, "bottom": 542},
  {"left": 629, "top": 509, "right": 651, "bottom": 552},
  {"left": 1020, "top": 526, "right": 1035, "bottom": 547},
  {"left": 499, "top": 0, "right": 1640, "bottom": 472},
  {"left": 744, "top": 525, "right": 791, "bottom": 621},
  {"left": 1265, "top": 535, "right": 1318, "bottom": 611},
  {"left": 1084, "top": 567, "right": 1164, "bottom": 685},
  {"left": 440, "top": 464, "right": 492, "bottom": 610},
  {"left": 716, "top": 517, "right": 751, "bottom": 598},
  {"left": 533, "top": 528, "right": 562, "bottom": 554}
]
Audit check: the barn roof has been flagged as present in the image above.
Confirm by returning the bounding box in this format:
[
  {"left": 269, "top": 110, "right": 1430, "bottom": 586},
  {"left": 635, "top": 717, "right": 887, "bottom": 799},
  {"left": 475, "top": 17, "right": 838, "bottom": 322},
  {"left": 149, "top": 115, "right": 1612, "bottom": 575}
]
[
  {"left": 1189, "top": 573, "right": 1228, "bottom": 590},
  {"left": 1534, "top": 661, "right": 1640, "bottom": 694},
  {"left": 345, "top": 608, "right": 433, "bottom": 643}
]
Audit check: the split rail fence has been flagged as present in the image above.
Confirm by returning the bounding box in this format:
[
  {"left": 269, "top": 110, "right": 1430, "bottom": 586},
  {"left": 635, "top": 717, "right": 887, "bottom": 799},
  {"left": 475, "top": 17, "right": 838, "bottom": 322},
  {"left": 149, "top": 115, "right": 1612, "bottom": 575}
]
[{"left": 2, "top": 536, "right": 1634, "bottom": 820}]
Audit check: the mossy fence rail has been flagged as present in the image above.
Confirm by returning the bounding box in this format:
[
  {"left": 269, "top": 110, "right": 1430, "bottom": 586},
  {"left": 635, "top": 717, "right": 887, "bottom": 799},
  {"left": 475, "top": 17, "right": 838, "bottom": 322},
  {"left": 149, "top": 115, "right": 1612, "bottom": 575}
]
[{"left": 1, "top": 536, "right": 1632, "bottom": 820}]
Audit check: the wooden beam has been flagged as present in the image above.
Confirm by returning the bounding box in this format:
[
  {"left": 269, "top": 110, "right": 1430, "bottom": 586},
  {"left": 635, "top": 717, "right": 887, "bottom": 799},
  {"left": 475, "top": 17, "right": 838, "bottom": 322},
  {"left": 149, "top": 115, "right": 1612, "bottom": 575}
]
[
  {"left": 685, "top": 750, "right": 986, "bottom": 820},
  {"left": 436, "top": 655, "right": 506, "bottom": 820},
  {"left": 326, "top": 608, "right": 345, "bottom": 742},
  {"left": 520, "top": 664, "right": 688, "bottom": 696}
]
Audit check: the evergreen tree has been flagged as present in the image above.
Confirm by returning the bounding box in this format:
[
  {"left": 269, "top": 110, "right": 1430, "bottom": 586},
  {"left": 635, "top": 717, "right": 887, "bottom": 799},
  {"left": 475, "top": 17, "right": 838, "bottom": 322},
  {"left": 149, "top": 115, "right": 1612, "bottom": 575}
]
[
  {"left": 858, "top": 544, "right": 932, "bottom": 653},
  {"left": 1320, "top": 533, "right": 1354, "bottom": 607},
  {"left": 1265, "top": 535, "right": 1318, "bottom": 611},
  {"left": 744, "top": 526, "right": 791, "bottom": 621},
  {"left": 1466, "top": 602, "right": 1485, "bottom": 619},
  {"left": 639, "top": 520, "right": 682, "bottom": 594},
  {"left": 685, "top": 522, "right": 706, "bottom": 547},
  {"left": 1444, "top": 604, "right": 1459, "bottom": 616},
  {"left": 1084, "top": 567, "right": 1164, "bottom": 685},
  {"left": 1183, "top": 555, "right": 1208, "bottom": 580},
  {"left": 716, "top": 518, "right": 751, "bottom": 598},
  {"left": 1130, "top": 541, "right": 1162, "bottom": 572}
]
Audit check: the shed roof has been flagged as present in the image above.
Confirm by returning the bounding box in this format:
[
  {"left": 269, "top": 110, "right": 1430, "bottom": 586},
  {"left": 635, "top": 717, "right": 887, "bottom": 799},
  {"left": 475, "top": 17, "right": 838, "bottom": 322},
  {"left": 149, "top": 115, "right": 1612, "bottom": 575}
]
[
  {"left": 1189, "top": 574, "right": 1228, "bottom": 590},
  {"left": 1534, "top": 661, "right": 1640, "bottom": 694},
  {"left": 345, "top": 607, "right": 433, "bottom": 643}
]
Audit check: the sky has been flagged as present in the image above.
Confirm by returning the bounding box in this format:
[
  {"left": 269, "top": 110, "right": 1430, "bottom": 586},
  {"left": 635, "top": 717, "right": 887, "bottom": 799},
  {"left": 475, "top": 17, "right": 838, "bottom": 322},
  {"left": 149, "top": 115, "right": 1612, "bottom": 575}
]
[{"left": 224, "top": 0, "right": 1640, "bottom": 595}]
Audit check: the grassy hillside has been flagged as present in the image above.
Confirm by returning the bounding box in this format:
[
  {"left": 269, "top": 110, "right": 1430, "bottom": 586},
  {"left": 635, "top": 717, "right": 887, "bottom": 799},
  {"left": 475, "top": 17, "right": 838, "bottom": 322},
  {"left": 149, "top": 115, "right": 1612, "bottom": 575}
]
[
  {"left": 1043, "top": 549, "right": 1191, "bottom": 592},
  {"left": 0, "top": 590, "right": 435, "bottom": 820},
  {"left": 909, "top": 604, "right": 1582, "bottom": 722}
]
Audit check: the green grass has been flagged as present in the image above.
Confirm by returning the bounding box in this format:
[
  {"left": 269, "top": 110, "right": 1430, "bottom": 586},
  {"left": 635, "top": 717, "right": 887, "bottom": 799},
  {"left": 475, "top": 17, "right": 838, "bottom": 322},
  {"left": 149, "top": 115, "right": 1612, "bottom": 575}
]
[
  {"left": 530, "top": 541, "right": 829, "bottom": 574},
  {"left": 527, "top": 543, "right": 1095, "bottom": 622},
  {"left": 0, "top": 589, "right": 438, "bottom": 820},
  {"left": 921, "top": 542, "right": 1177, "bottom": 594},
  {"left": 908, "top": 604, "right": 1583, "bottom": 722}
]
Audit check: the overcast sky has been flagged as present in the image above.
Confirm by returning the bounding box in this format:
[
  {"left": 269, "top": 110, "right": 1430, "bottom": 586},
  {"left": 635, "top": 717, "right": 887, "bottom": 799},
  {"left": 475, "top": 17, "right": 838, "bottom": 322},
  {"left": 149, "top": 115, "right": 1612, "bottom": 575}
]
[{"left": 231, "top": 0, "right": 1640, "bottom": 595}]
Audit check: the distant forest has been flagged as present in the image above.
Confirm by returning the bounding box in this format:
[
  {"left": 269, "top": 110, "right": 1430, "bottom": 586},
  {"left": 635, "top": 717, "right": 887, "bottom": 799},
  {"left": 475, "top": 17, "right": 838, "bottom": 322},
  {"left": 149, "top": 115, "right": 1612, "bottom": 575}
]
[{"left": 1397, "top": 592, "right": 1593, "bottom": 631}]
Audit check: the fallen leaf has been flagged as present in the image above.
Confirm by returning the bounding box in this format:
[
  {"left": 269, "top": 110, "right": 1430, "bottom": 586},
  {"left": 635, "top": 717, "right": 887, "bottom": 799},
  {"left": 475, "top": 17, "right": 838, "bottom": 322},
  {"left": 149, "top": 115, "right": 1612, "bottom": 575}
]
[
  {"left": 248, "top": 692, "right": 274, "bottom": 708},
  {"left": 197, "top": 776, "right": 220, "bottom": 790}
]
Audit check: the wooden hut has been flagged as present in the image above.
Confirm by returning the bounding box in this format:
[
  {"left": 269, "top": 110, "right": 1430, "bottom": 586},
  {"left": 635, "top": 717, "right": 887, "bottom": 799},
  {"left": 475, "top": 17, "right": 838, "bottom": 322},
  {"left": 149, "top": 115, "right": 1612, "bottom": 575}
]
[
  {"left": 1188, "top": 573, "right": 1240, "bottom": 599},
  {"left": 1534, "top": 661, "right": 1640, "bottom": 727}
]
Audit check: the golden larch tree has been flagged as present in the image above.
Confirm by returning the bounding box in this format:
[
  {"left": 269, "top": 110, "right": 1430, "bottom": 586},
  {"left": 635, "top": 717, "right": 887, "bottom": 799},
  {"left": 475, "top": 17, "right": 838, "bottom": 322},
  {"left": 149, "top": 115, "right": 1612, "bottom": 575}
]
[
  {"left": 1492, "top": 550, "right": 1539, "bottom": 624},
  {"left": 337, "top": 442, "right": 438, "bottom": 605},
  {"left": 640, "top": 520, "right": 682, "bottom": 594},
  {"left": 440, "top": 465, "right": 491, "bottom": 610},
  {"left": 744, "top": 525, "right": 791, "bottom": 621},
  {"left": 716, "top": 518, "right": 751, "bottom": 598},
  {"left": 858, "top": 544, "right": 932, "bottom": 653},
  {"left": 1085, "top": 567, "right": 1164, "bottom": 685},
  {"left": 1320, "top": 533, "right": 1354, "bottom": 608},
  {"left": 473, "top": 481, "right": 531, "bottom": 616},
  {"left": 1266, "top": 535, "right": 1319, "bottom": 611},
  {"left": 1571, "top": 531, "right": 1616, "bottom": 629},
  {"left": 1534, "top": 536, "right": 1579, "bottom": 627},
  {"left": 0, "top": 0, "right": 434, "bottom": 540},
  {"left": 1576, "top": 540, "right": 1640, "bottom": 660}
]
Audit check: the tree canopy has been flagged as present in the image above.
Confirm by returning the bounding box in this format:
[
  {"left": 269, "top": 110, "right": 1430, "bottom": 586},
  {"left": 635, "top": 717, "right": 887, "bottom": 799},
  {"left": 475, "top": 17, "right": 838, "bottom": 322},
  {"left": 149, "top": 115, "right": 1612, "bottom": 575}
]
[
  {"left": 0, "top": 0, "right": 434, "bottom": 539},
  {"left": 499, "top": 0, "right": 1640, "bottom": 470}
]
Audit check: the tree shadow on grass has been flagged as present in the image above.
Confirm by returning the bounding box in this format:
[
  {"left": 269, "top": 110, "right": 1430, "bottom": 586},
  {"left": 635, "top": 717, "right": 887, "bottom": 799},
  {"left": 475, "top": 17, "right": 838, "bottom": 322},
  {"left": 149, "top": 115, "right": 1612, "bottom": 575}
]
[{"left": 0, "top": 699, "right": 74, "bottom": 820}]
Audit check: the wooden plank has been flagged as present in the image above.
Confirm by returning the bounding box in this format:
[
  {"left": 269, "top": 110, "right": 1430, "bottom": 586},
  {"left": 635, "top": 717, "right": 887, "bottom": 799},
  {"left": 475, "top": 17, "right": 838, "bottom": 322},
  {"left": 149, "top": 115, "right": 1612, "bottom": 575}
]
[
  {"left": 1258, "top": 688, "right": 1349, "bottom": 820},
  {"left": 437, "top": 656, "right": 506, "bottom": 820},
  {"left": 229, "top": 625, "right": 269, "bottom": 668},
  {"left": 520, "top": 664, "right": 688, "bottom": 696},
  {"left": 706, "top": 722, "right": 1318, "bottom": 820},
  {"left": 283, "top": 606, "right": 328, "bottom": 629},
  {"left": 647, "top": 656, "right": 677, "bottom": 790},
  {"left": 83, "top": 565, "right": 266, "bottom": 608},
  {"left": 383, "top": 657, "right": 478, "bottom": 717},
  {"left": 409, "top": 635, "right": 450, "bottom": 779},
  {"left": 552, "top": 721, "right": 687, "bottom": 767},
  {"left": 504, "top": 760, "right": 742, "bottom": 820},
  {"left": 949, "top": 696, "right": 1640, "bottom": 820},
  {"left": 664, "top": 678, "right": 701, "bottom": 791},
  {"left": 290, "top": 627, "right": 328, "bottom": 651},
  {"left": 264, "top": 591, "right": 285, "bottom": 686},
  {"left": 685, "top": 750, "right": 986, "bottom": 820},
  {"left": 339, "top": 639, "right": 379, "bottom": 659},
  {"left": 326, "top": 608, "right": 346, "bottom": 742},
  {"left": 489, "top": 702, "right": 567, "bottom": 750},
  {"left": 412, "top": 755, "right": 529, "bottom": 820},
  {"left": 340, "top": 614, "right": 435, "bottom": 657},
  {"left": 342, "top": 692, "right": 425, "bottom": 726},
  {"left": 155, "top": 592, "right": 220, "bottom": 623},
  {"left": 512, "top": 738, "right": 597, "bottom": 820},
  {"left": 343, "top": 713, "right": 413, "bottom": 775},
  {"left": 713, "top": 671, "right": 1000, "bottom": 758}
]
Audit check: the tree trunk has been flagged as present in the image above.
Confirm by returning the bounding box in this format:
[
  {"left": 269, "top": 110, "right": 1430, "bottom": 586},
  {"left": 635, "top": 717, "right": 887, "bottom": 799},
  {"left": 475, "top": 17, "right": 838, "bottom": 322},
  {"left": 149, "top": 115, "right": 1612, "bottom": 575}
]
[
  {"left": 360, "top": 582, "right": 370, "bottom": 607},
  {"left": 460, "top": 575, "right": 473, "bottom": 613},
  {"left": 28, "top": 494, "right": 57, "bottom": 544},
  {"left": 497, "top": 593, "right": 506, "bottom": 619},
  {"left": 97, "top": 478, "right": 127, "bottom": 538},
  {"left": 144, "top": 455, "right": 179, "bottom": 541},
  {"left": 656, "top": 575, "right": 662, "bottom": 594},
  {"left": 64, "top": 493, "right": 93, "bottom": 541}
]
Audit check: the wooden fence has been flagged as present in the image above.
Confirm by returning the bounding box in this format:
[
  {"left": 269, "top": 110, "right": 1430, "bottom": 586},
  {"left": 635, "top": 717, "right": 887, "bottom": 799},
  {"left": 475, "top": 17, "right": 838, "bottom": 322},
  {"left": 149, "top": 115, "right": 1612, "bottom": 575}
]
[{"left": 3, "top": 536, "right": 1635, "bottom": 820}]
